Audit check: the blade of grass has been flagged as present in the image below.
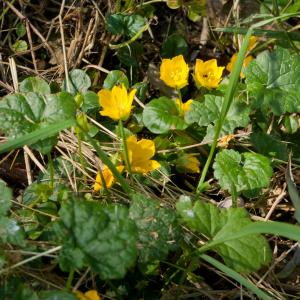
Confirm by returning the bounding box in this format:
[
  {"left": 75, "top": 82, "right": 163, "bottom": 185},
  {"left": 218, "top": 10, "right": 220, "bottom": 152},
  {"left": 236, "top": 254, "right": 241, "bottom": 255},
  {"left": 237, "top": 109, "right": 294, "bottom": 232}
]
[
  {"left": 83, "top": 131, "right": 132, "bottom": 195},
  {"left": 200, "top": 254, "right": 273, "bottom": 300},
  {"left": 199, "top": 221, "right": 300, "bottom": 254},
  {"left": 196, "top": 28, "right": 254, "bottom": 193},
  {"left": 0, "top": 119, "right": 75, "bottom": 154}
]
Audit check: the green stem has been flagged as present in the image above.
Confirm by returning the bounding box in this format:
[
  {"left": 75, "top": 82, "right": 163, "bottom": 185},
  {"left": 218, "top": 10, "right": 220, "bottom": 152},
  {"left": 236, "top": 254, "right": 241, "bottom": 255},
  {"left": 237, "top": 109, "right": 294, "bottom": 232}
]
[
  {"left": 47, "top": 152, "right": 54, "bottom": 189},
  {"left": 83, "top": 130, "right": 132, "bottom": 195},
  {"left": 196, "top": 28, "right": 253, "bottom": 194},
  {"left": 65, "top": 268, "right": 75, "bottom": 290},
  {"left": 119, "top": 120, "right": 132, "bottom": 175},
  {"left": 76, "top": 132, "right": 87, "bottom": 186},
  {"left": 200, "top": 254, "right": 272, "bottom": 300}
]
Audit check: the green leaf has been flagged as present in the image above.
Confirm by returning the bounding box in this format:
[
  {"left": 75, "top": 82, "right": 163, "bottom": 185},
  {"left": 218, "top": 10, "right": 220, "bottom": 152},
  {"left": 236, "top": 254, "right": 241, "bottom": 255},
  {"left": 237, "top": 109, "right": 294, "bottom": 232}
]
[
  {"left": 284, "top": 115, "right": 299, "bottom": 134},
  {"left": 19, "top": 77, "right": 51, "bottom": 94},
  {"left": 56, "top": 197, "right": 138, "bottom": 279},
  {"left": 177, "top": 197, "right": 272, "bottom": 273},
  {"left": 116, "top": 42, "right": 143, "bottom": 67},
  {"left": 0, "top": 119, "right": 75, "bottom": 155},
  {"left": 286, "top": 155, "right": 300, "bottom": 223},
  {"left": 245, "top": 47, "right": 300, "bottom": 115},
  {"left": 11, "top": 40, "right": 27, "bottom": 53},
  {"left": 23, "top": 182, "right": 53, "bottom": 206},
  {"left": 106, "top": 13, "right": 145, "bottom": 38},
  {"left": 0, "top": 216, "right": 25, "bottom": 246},
  {"left": 185, "top": 94, "right": 250, "bottom": 141},
  {"left": 16, "top": 22, "right": 26, "bottom": 38},
  {"left": 186, "top": 0, "right": 206, "bottom": 22},
  {"left": 213, "top": 149, "right": 273, "bottom": 197},
  {"left": 161, "top": 33, "right": 188, "bottom": 58},
  {"left": 143, "top": 97, "right": 188, "bottom": 134},
  {"left": 166, "top": 0, "right": 183, "bottom": 9},
  {"left": 62, "top": 69, "right": 91, "bottom": 95},
  {"left": 0, "top": 180, "right": 12, "bottom": 215},
  {"left": 129, "top": 194, "right": 180, "bottom": 265},
  {"left": 81, "top": 91, "right": 99, "bottom": 112},
  {"left": 0, "top": 92, "right": 76, "bottom": 154},
  {"left": 38, "top": 291, "right": 77, "bottom": 300},
  {"left": 251, "top": 131, "right": 288, "bottom": 161},
  {"left": 103, "top": 70, "right": 129, "bottom": 90}
]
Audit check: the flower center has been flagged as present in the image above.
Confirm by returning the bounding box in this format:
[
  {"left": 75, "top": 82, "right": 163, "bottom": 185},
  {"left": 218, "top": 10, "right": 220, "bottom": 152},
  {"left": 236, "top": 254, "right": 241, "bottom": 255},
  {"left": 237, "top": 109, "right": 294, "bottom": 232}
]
[{"left": 170, "top": 69, "right": 182, "bottom": 81}]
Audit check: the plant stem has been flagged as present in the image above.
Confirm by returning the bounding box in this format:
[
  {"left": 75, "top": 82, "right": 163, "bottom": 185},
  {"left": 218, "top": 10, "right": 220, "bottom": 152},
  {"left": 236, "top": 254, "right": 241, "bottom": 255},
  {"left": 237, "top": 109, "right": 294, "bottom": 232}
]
[
  {"left": 196, "top": 28, "right": 253, "bottom": 194},
  {"left": 83, "top": 131, "right": 132, "bottom": 195},
  {"left": 47, "top": 152, "right": 54, "bottom": 189},
  {"left": 119, "top": 120, "right": 132, "bottom": 175},
  {"left": 77, "top": 132, "right": 87, "bottom": 186},
  {"left": 65, "top": 268, "right": 75, "bottom": 290}
]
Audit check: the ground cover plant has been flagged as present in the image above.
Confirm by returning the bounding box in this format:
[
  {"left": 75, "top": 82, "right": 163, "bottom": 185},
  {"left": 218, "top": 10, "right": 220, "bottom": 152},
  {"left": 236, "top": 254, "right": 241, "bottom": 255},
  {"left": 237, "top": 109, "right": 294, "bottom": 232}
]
[{"left": 0, "top": 0, "right": 300, "bottom": 299}]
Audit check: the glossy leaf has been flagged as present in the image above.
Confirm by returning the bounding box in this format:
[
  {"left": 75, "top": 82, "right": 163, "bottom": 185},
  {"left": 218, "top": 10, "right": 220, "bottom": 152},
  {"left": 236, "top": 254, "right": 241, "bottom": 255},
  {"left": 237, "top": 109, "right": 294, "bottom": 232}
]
[
  {"left": 213, "top": 149, "right": 273, "bottom": 196},
  {"left": 62, "top": 69, "right": 91, "bottom": 95},
  {"left": 106, "top": 13, "right": 145, "bottom": 38},
  {"left": 103, "top": 70, "right": 129, "bottom": 90},
  {"left": 129, "top": 194, "right": 180, "bottom": 265},
  {"left": 56, "top": 197, "right": 138, "bottom": 279},
  {"left": 19, "top": 77, "right": 51, "bottom": 94},
  {"left": 143, "top": 97, "right": 188, "bottom": 134},
  {"left": 161, "top": 33, "right": 188, "bottom": 58},
  {"left": 177, "top": 196, "right": 272, "bottom": 273},
  {"left": 245, "top": 47, "right": 300, "bottom": 115}
]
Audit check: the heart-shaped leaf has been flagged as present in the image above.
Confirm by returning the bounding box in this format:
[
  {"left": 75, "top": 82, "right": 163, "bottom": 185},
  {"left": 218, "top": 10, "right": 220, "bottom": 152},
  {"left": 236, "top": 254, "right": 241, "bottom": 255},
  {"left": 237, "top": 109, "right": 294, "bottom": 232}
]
[
  {"left": 213, "top": 149, "right": 273, "bottom": 197},
  {"left": 0, "top": 91, "right": 76, "bottom": 154},
  {"left": 177, "top": 196, "right": 272, "bottom": 273},
  {"left": 143, "top": 97, "right": 188, "bottom": 134},
  {"left": 245, "top": 47, "right": 300, "bottom": 115}
]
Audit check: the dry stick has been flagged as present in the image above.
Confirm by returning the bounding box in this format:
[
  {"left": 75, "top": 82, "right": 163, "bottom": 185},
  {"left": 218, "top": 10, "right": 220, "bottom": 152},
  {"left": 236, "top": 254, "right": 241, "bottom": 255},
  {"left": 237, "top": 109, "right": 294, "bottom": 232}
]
[
  {"left": 25, "top": 19, "right": 38, "bottom": 74},
  {"left": 4, "top": 1, "right": 57, "bottom": 61},
  {"left": 264, "top": 184, "right": 287, "bottom": 221},
  {"left": 58, "top": 0, "right": 70, "bottom": 92},
  {"left": 73, "top": 267, "right": 91, "bottom": 291},
  {"left": 0, "top": 246, "right": 62, "bottom": 275},
  {"left": 23, "top": 145, "right": 46, "bottom": 173},
  {"left": 23, "top": 151, "right": 32, "bottom": 185}
]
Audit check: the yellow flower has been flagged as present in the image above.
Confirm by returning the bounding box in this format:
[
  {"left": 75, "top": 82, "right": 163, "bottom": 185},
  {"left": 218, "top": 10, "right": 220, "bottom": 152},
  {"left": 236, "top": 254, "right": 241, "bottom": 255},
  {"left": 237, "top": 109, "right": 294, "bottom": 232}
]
[
  {"left": 226, "top": 53, "right": 253, "bottom": 79},
  {"left": 175, "top": 99, "right": 193, "bottom": 116},
  {"left": 126, "top": 135, "right": 160, "bottom": 173},
  {"left": 194, "top": 59, "right": 224, "bottom": 89},
  {"left": 75, "top": 290, "right": 101, "bottom": 300},
  {"left": 94, "top": 165, "right": 124, "bottom": 192},
  {"left": 160, "top": 55, "right": 189, "bottom": 89},
  {"left": 176, "top": 153, "right": 200, "bottom": 173},
  {"left": 217, "top": 134, "right": 235, "bottom": 148},
  {"left": 248, "top": 36, "right": 257, "bottom": 52},
  {"left": 98, "top": 84, "right": 136, "bottom": 121}
]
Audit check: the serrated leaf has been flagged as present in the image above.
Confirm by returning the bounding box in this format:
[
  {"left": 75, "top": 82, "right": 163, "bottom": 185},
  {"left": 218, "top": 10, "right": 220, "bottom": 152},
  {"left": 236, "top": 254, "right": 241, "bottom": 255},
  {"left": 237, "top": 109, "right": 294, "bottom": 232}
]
[
  {"left": 0, "top": 91, "right": 76, "bottom": 154},
  {"left": 103, "top": 70, "right": 129, "bottom": 90},
  {"left": 143, "top": 97, "right": 188, "bottom": 134},
  {"left": 0, "top": 216, "right": 25, "bottom": 246},
  {"left": 106, "top": 14, "right": 145, "bottom": 38},
  {"left": 245, "top": 47, "right": 300, "bottom": 115},
  {"left": 186, "top": 0, "right": 206, "bottom": 22},
  {"left": 161, "top": 33, "right": 188, "bottom": 58},
  {"left": 251, "top": 131, "right": 288, "bottom": 161},
  {"left": 56, "top": 197, "right": 138, "bottom": 279},
  {"left": 11, "top": 40, "right": 27, "bottom": 53},
  {"left": 185, "top": 94, "right": 250, "bottom": 141},
  {"left": 213, "top": 149, "right": 273, "bottom": 196},
  {"left": 177, "top": 197, "right": 272, "bottom": 273},
  {"left": 19, "top": 77, "right": 51, "bottom": 94},
  {"left": 129, "top": 194, "right": 180, "bottom": 265},
  {"left": 0, "top": 180, "right": 12, "bottom": 215},
  {"left": 62, "top": 69, "right": 91, "bottom": 95}
]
